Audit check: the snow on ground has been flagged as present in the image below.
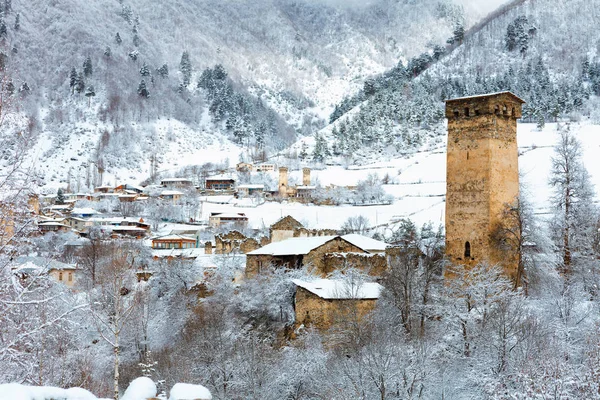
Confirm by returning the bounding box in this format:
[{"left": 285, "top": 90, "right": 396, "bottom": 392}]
[{"left": 198, "top": 121, "right": 600, "bottom": 233}]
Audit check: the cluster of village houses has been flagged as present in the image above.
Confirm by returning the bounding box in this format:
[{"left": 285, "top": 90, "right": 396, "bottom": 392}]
[{"left": 12, "top": 163, "right": 389, "bottom": 332}]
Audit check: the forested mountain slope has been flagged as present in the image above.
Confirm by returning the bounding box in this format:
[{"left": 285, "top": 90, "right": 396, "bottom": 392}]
[
  {"left": 326, "top": 0, "right": 600, "bottom": 163},
  {"left": 0, "top": 0, "right": 501, "bottom": 189}
]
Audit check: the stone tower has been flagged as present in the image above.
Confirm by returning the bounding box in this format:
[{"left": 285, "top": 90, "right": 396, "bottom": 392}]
[
  {"left": 279, "top": 167, "right": 289, "bottom": 198},
  {"left": 302, "top": 168, "right": 311, "bottom": 186},
  {"left": 445, "top": 92, "right": 524, "bottom": 282}
]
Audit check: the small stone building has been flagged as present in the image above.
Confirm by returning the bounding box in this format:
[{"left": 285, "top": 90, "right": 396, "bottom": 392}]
[
  {"left": 270, "top": 215, "right": 304, "bottom": 243},
  {"left": 246, "top": 234, "right": 388, "bottom": 277},
  {"left": 292, "top": 278, "right": 383, "bottom": 331},
  {"left": 215, "top": 230, "right": 260, "bottom": 254}
]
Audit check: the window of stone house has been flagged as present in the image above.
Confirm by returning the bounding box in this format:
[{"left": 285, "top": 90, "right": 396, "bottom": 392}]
[
  {"left": 453, "top": 110, "right": 459, "bottom": 118},
  {"left": 464, "top": 242, "right": 471, "bottom": 258},
  {"left": 467, "top": 151, "right": 469, "bottom": 160},
  {"left": 68, "top": 272, "right": 72, "bottom": 282},
  {"left": 464, "top": 107, "right": 470, "bottom": 117},
  {"left": 494, "top": 105, "right": 500, "bottom": 115},
  {"left": 59, "top": 272, "right": 63, "bottom": 281}
]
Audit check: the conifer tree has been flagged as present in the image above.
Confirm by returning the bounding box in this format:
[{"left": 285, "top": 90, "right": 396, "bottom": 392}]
[
  {"left": 19, "top": 82, "right": 29, "bottom": 94},
  {"left": 104, "top": 46, "right": 112, "bottom": 58},
  {"left": 13, "top": 12, "right": 18, "bottom": 31},
  {"left": 0, "top": 19, "right": 7, "bottom": 38},
  {"left": 115, "top": 32, "right": 122, "bottom": 45},
  {"left": 75, "top": 72, "right": 85, "bottom": 94},
  {"left": 56, "top": 188, "right": 65, "bottom": 205},
  {"left": 132, "top": 25, "right": 140, "bottom": 47},
  {"left": 157, "top": 64, "right": 168, "bottom": 78},
  {"left": 69, "top": 67, "right": 77, "bottom": 94},
  {"left": 6, "top": 79, "right": 13, "bottom": 95},
  {"left": 85, "top": 85, "right": 96, "bottom": 106},
  {"left": 83, "top": 56, "right": 93, "bottom": 77},
  {"left": 139, "top": 62, "right": 150, "bottom": 77},
  {"left": 179, "top": 51, "right": 192, "bottom": 86},
  {"left": 137, "top": 79, "right": 149, "bottom": 98}
]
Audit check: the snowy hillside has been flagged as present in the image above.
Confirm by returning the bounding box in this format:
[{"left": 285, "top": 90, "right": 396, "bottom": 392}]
[
  {"left": 195, "top": 121, "right": 600, "bottom": 232},
  {"left": 0, "top": 0, "right": 516, "bottom": 188}
]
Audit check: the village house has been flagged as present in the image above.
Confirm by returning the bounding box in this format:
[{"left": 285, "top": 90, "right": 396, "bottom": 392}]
[
  {"left": 114, "top": 183, "right": 145, "bottom": 194},
  {"left": 209, "top": 212, "right": 248, "bottom": 227},
  {"left": 64, "top": 216, "right": 93, "bottom": 232},
  {"left": 246, "top": 234, "right": 387, "bottom": 277},
  {"left": 205, "top": 177, "right": 235, "bottom": 191},
  {"left": 37, "top": 220, "right": 71, "bottom": 233},
  {"left": 237, "top": 184, "right": 265, "bottom": 198},
  {"left": 13, "top": 257, "right": 80, "bottom": 288},
  {"left": 70, "top": 207, "right": 101, "bottom": 218},
  {"left": 292, "top": 278, "right": 383, "bottom": 331},
  {"left": 214, "top": 230, "right": 261, "bottom": 254},
  {"left": 160, "top": 190, "right": 184, "bottom": 202},
  {"left": 255, "top": 163, "right": 276, "bottom": 172},
  {"left": 152, "top": 234, "right": 197, "bottom": 249},
  {"left": 160, "top": 178, "right": 194, "bottom": 187},
  {"left": 236, "top": 162, "right": 254, "bottom": 172},
  {"left": 94, "top": 185, "right": 114, "bottom": 193},
  {"left": 270, "top": 215, "right": 304, "bottom": 243}
]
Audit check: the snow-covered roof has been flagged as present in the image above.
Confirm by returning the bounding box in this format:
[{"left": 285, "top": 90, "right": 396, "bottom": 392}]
[
  {"left": 151, "top": 248, "right": 206, "bottom": 258},
  {"left": 70, "top": 207, "right": 100, "bottom": 215},
  {"left": 161, "top": 177, "right": 192, "bottom": 182},
  {"left": 445, "top": 91, "right": 525, "bottom": 103},
  {"left": 292, "top": 279, "right": 383, "bottom": 300},
  {"left": 161, "top": 190, "right": 184, "bottom": 196},
  {"left": 210, "top": 212, "right": 247, "bottom": 219},
  {"left": 15, "top": 256, "right": 77, "bottom": 271},
  {"left": 238, "top": 184, "right": 265, "bottom": 189},
  {"left": 341, "top": 234, "right": 388, "bottom": 253},
  {"left": 248, "top": 236, "right": 337, "bottom": 256},
  {"left": 296, "top": 185, "right": 316, "bottom": 190},
  {"left": 152, "top": 234, "right": 196, "bottom": 241}
]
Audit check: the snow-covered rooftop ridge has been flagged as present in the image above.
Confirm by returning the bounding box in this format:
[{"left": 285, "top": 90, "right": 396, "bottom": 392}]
[
  {"left": 248, "top": 234, "right": 386, "bottom": 256},
  {"left": 70, "top": 207, "right": 101, "bottom": 215},
  {"left": 341, "top": 234, "right": 388, "bottom": 252},
  {"left": 292, "top": 278, "right": 383, "bottom": 300},
  {"left": 238, "top": 184, "right": 265, "bottom": 189},
  {"left": 248, "top": 236, "right": 338, "bottom": 256},
  {"left": 445, "top": 91, "right": 525, "bottom": 103},
  {"left": 153, "top": 234, "right": 197, "bottom": 241},
  {"left": 14, "top": 256, "right": 77, "bottom": 271},
  {"left": 161, "top": 190, "right": 184, "bottom": 195}
]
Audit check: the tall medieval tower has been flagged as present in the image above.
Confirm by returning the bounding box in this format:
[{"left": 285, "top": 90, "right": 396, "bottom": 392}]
[{"left": 445, "top": 92, "right": 524, "bottom": 282}]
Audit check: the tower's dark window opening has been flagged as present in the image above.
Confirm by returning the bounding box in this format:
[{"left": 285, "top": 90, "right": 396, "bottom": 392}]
[
  {"left": 464, "top": 107, "right": 470, "bottom": 117},
  {"left": 464, "top": 241, "right": 471, "bottom": 258}
]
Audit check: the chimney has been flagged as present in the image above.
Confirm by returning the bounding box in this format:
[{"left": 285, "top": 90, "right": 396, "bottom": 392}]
[
  {"left": 279, "top": 167, "right": 289, "bottom": 198},
  {"left": 302, "top": 168, "right": 311, "bottom": 186}
]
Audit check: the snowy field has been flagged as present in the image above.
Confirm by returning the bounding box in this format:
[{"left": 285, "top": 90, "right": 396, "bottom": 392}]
[{"left": 197, "top": 122, "right": 600, "bottom": 232}]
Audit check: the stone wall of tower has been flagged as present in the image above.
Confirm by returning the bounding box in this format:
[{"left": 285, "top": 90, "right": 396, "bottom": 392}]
[
  {"left": 279, "top": 167, "right": 289, "bottom": 198},
  {"left": 445, "top": 92, "right": 523, "bottom": 282},
  {"left": 303, "top": 168, "right": 311, "bottom": 186}
]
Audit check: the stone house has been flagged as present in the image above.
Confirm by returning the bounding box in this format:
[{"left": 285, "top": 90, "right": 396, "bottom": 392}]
[
  {"left": 215, "top": 230, "right": 261, "bottom": 254},
  {"left": 292, "top": 278, "right": 383, "bottom": 331},
  {"left": 236, "top": 162, "right": 254, "bottom": 172},
  {"left": 246, "top": 234, "right": 388, "bottom": 277},
  {"left": 209, "top": 212, "right": 248, "bottom": 227},
  {"left": 270, "top": 215, "right": 304, "bottom": 243}
]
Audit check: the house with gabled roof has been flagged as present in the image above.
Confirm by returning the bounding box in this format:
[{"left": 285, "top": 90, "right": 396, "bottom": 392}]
[
  {"left": 292, "top": 278, "right": 383, "bottom": 331},
  {"left": 270, "top": 215, "right": 304, "bottom": 243}
]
